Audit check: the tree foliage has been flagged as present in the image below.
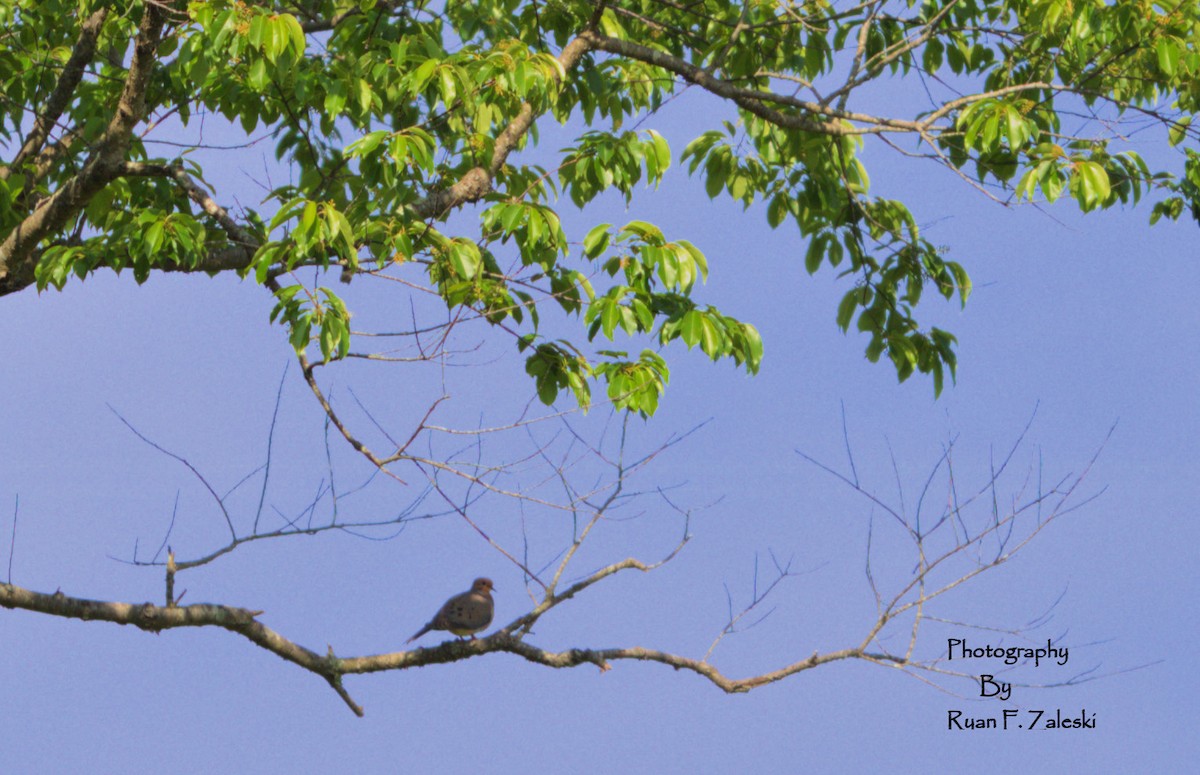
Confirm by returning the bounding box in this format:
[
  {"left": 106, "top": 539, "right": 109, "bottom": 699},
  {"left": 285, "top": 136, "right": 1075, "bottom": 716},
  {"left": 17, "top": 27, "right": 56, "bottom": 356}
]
[{"left": 3, "top": 0, "right": 1197, "bottom": 406}]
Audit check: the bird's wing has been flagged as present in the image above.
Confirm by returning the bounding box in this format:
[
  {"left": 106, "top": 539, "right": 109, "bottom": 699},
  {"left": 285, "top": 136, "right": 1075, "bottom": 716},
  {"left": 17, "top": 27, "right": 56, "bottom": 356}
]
[
  {"left": 441, "top": 591, "right": 494, "bottom": 631},
  {"left": 407, "top": 592, "right": 461, "bottom": 642}
]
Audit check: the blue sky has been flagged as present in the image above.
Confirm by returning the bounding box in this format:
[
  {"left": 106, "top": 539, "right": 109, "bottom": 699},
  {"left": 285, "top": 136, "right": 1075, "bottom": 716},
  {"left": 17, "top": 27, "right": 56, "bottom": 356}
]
[{"left": 3, "top": 62, "right": 1198, "bottom": 775}]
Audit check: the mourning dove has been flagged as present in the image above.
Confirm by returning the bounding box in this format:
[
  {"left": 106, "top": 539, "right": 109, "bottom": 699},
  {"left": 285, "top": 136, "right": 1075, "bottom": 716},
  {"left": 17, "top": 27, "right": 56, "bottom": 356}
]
[{"left": 406, "top": 577, "right": 495, "bottom": 643}]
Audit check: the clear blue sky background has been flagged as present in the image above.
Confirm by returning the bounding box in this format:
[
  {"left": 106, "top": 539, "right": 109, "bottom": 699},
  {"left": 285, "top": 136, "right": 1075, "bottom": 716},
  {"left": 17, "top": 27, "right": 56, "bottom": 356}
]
[{"left": 2, "top": 74, "right": 1197, "bottom": 773}]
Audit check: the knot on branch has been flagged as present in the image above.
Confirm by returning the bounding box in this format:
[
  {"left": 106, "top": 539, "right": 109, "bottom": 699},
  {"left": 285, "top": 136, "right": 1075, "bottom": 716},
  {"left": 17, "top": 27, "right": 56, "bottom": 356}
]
[
  {"left": 454, "top": 167, "right": 491, "bottom": 200},
  {"left": 137, "top": 602, "right": 163, "bottom": 630},
  {"left": 230, "top": 607, "right": 264, "bottom": 626}
]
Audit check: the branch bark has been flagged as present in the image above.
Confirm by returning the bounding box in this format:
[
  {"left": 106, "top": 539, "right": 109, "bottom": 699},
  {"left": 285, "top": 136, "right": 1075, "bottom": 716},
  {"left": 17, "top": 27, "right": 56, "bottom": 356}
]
[
  {"left": 0, "top": 579, "right": 865, "bottom": 715},
  {"left": 578, "top": 30, "right": 925, "bottom": 136},
  {"left": 0, "top": 3, "right": 168, "bottom": 295},
  {"left": 412, "top": 33, "right": 596, "bottom": 219},
  {"left": 0, "top": 8, "right": 109, "bottom": 182}
]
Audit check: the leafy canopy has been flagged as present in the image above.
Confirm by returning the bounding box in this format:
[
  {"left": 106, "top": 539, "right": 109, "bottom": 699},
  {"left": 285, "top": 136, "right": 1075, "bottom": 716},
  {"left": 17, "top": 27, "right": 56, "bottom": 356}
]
[{"left": 2, "top": 0, "right": 1198, "bottom": 410}]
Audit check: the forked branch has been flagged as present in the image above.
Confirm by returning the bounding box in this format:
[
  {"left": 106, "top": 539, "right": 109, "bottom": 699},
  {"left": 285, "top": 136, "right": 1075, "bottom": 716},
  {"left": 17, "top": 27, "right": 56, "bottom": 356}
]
[{"left": 2, "top": 414, "right": 1107, "bottom": 715}]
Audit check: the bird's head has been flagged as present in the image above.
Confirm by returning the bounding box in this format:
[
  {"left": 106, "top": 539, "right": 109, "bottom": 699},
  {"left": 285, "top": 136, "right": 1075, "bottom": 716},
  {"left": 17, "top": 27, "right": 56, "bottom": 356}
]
[{"left": 472, "top": 577, "right": 495, "bottom": 594}]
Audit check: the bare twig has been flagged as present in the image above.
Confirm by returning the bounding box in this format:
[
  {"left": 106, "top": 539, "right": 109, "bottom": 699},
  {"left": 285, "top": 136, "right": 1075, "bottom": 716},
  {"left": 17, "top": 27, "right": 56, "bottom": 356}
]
[{"left": 6, "top": 495, "right": 16, "bottom": 584}]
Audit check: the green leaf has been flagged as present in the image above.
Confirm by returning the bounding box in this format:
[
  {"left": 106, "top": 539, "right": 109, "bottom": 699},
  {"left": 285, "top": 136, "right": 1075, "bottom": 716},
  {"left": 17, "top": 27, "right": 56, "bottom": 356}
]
[
  {"left": 1074, "top": 160, "right": 1111, "bottom": 209},
  {"left": 619, "top": 220, "right": 665, "bottom": 244},
  {"left": 449, "top": 241, "right": 482, "bottom": 279},
  {"left": 646, "top": 129, "right": 671, "bottom": 175},
  {"left": 499, "top": 204, "right": 525, "bottom": 234},
  {"left": 600, "top": 299, "right": 620, "bottom": 339},
  {"left": 698, "top": 315, "right": 722, "bottom": 359},
  {"left": 680, "top": 309, "right": 703, "bottom": 348},
  {"left": 247, "top": 14, "right": 267, "bottom": 51},
  {"left": 923, "top": 37, "right": 944, "bottom": 73},
  {"left": 300, "top": 200, "right": 317, "bottom": 232},
  {"left": 282, "top": 13, "right": 305, "bottom": 58},
  {"left": 1004, "top": 106, "right": 1028, "bottom": 148},
  {"left": 741, "top": 324, "right": 763, "bottom": 373},
  {"left": 536, "top": 375, "right": 557, "bottom": 405},
  {"left": 767, "top": 194, "right": 789, "bottom": 229},
  {"left": 346, "top": 130, "right": 388, "bottom": 158},
  {"left": 836, "top": 289, "right": 858, "bottom": 331},
  {"left": 289, "top": 315, "right": 313, "bottom": 352},
  {"left": 704, "top": 152, "right": 727, "bottom": 199},
  {"left": 676, "top": 240, "right": 708, "bottom": 282},
  {"left": 583, "top": 223, "right": 611, "bottom": 258},
  {"left": 1169, "top": 116, "right": 1192, "bottom": 147},
  {"left": 598, "top": 8, "right": 625, "bottom": 39},
  {"left": 143, "top": 221, "right": 165, "bottom": 254},
  {"left": 409, "top": 59, "right": 438, "bottom": 95},
  {"left": 947, "top": 262, "right": 972, "bottom": 305},
  {"left": 247, "top": 57, "right": 269, "bottom": 91},
  {"left": 1157, "top": 38, "right": 1180, "bottom": 77},
  {"left": 805, "top": 233, "right": 827, "bottom": 275}
]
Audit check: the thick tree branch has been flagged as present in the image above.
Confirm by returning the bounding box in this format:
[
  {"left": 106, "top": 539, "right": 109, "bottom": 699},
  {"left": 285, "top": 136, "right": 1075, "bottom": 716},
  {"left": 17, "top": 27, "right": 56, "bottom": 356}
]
[
  {"left": 578, "top": 30, "right": 925, "bottom": 136},
  {"left": 0, "top": 581, "right": 364, "bottom": 716},
  {"left": 412, "top": 33, "right": 596, "bottom": 219},
  {"left": 119, "top": 161, "right": 259, "bottom": 250},
  {"left": 0, "top": 4, "right": 167, "bottom": 294},
  {"left": 31, "top": 128, "right": 86, "bottom": 184},
  {"left": 0, "top": 8, "right": 109, "bottom": 182},
  {"left": 0, "top": 579, "right": 867, "bottom": 713}
]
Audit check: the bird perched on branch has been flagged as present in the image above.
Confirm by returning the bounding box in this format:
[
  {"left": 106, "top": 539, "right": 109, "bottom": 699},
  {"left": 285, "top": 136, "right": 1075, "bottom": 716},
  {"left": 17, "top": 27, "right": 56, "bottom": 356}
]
[{"left": 406, "top": 577, "right": 495, "bottom": 643}]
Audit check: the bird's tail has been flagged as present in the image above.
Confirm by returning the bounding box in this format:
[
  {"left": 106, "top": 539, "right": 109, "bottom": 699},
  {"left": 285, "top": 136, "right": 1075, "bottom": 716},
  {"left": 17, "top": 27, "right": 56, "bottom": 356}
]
[{"left": 405, "top": 625, "right": 430, "bottom": 644}]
